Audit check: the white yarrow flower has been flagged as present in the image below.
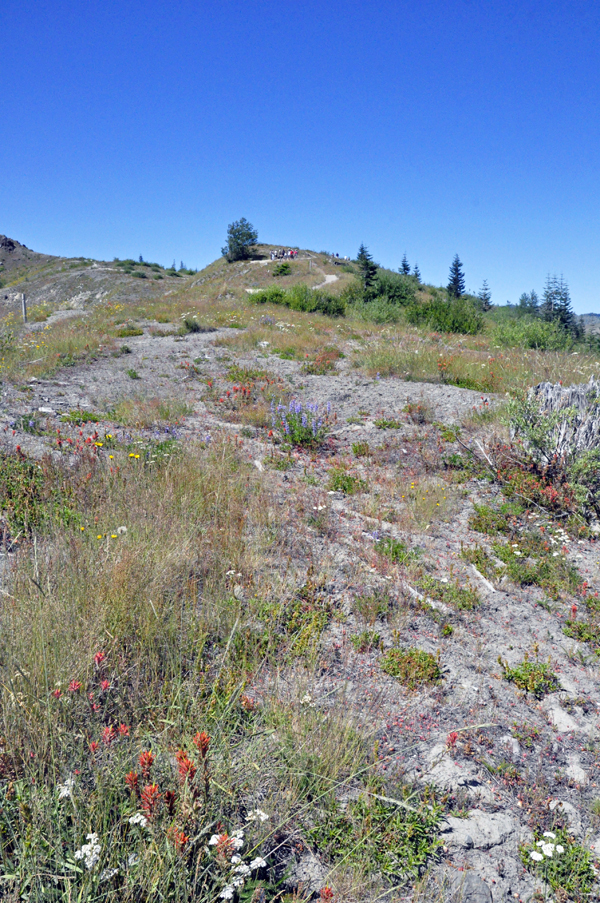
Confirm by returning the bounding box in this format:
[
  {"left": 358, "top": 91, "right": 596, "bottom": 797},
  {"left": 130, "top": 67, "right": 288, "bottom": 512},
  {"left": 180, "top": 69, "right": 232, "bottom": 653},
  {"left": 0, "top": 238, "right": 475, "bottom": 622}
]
[
  {"left": 57, "top": 776, "right": 75, "bottom": 799},
  {"left": 209, "top": 834, "right": 220, "bottom": 845},
  {"left": 233, "top": 863, "right": 251, "bottom": 877},
  {"left": 530, "top": 851, "right": 544, "bottom": 862},
  {"left": 230, "top": 854, "right": 242, "bottom": 865},
  {"left": 129, "top": 813, "right": 148, "bottom": 827},
  {"left": 74, "top": 833, "right": 101, "bottom": 870},
  {"left": 543, "top": 831, "right": 556, "bottom": 839},
  {"left": 246, "top": 808, "right": 269, "bottom": 822},
  {"left": 249, "top": 856, "right": 267, "bottom": 869},
  {"left": 556, "top": 844, "right": 564, "bottom": 853},
  {"left": 541, "top": 843, "right": 555, "bottom": 857},
  {"left": 220, "top": 886, "right": 235, "bottom": 900}
]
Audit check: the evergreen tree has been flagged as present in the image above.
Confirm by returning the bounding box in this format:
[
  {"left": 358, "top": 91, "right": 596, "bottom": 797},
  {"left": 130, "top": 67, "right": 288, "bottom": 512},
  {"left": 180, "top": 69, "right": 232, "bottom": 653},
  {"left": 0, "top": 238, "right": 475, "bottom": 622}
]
[
  {"left": 518, "top": 290, "right": 539, "bottom": 315},
  {"left": 356, "top": 244, "right": 378, "bottom": 293},
  {"left": 400, "top": 253, "right": 411, "bottom": 275},
  {"left": 541, "top": 275, "right": 581, "bottom": 338},
  {"left": 139, "top": 255, "right": 144, "bottom": 263},
  {"left": 221, "top": 218, "right": 259, "bottom": 262},
  {"left": 447, "top": 254, "right": 465, "bottom": 298},
  {"left": 477, "top": 279, "right": 492, "bottom": 311},
  {"left": 412, "top": 264, "right": 421, "bottom": 283}
]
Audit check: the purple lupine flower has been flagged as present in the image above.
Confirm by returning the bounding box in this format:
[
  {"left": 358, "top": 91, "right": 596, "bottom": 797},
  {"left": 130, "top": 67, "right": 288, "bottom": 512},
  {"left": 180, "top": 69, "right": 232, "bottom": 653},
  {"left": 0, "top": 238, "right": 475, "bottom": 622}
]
[{"left": 302, "top": 413, "right": 307, "bottom": 428}]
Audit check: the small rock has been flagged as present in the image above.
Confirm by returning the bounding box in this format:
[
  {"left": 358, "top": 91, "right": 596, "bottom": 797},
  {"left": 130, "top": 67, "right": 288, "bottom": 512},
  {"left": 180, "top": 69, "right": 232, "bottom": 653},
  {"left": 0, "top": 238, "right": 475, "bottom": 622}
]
[
  {"left": 442, "top": 810, "right": 518, "bottom": 850},
  {"left": 233, "top": 585, "right": 245, "bottom": 601},
  {"left": 285, "top": 851, "right": 328, "bottom": 894},
  {"left": 548, "top": 799, "right": 582, "bottom": 836},
  {"left": 449, "top": 871, "right": 492, "bottom": 903},
  {"left": 566, "top": 753, "right": 588, "bottom": 785}
]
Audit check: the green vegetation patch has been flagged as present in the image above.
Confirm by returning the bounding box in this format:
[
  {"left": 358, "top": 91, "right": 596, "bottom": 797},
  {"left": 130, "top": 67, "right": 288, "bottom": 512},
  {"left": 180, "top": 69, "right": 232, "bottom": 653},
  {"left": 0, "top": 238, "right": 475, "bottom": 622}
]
[
  {"left": 520, "top": 828, "right": 595, "bottom": 902},
  {"left": 375, "top": 537, "right": 420, "bottom": 565},
  {"left": 563, "top": 618, "right": 600, "bottom": 651},
  {"left": 0, "top": 450, "right": 81, "bottom": 534},
  {"left": 416, "top": 574, "right": 481, "bottom": 610},
  {"left": 307, "top": 792, "right": 442, "bottom": 884},
  {"left": 116, "top": 326, "right": 144, "bottom": 338},
  {"left": 492, "top": 533, "right": 580, "bottom": 599},
  {"left": 249, "top": 283, "right": 345, "bottom": 318},
  {"left": 381, "top": 647, "right": 441, "bottom": 688},
  {"left": 375, "top": 417, "right": 403, "bottom": 429},
  {"left": 327, "top": 467, "right": 367, "bottom": 494},
  {"left": 500, "top": 657, "right": 559, "bottom": 698}
]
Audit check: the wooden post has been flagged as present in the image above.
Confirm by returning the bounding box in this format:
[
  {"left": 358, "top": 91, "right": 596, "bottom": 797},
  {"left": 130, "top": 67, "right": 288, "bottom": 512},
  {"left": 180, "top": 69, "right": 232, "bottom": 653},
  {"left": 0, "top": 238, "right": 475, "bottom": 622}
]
[{"left": 21, "top": 293, "right": 27, "bottom": 323}]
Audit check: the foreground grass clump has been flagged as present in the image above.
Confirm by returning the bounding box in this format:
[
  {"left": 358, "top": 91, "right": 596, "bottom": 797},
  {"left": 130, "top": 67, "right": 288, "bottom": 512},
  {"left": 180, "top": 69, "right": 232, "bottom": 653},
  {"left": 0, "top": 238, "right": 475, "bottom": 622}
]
[
  {"left": 415, "top": 574, "right": 481, "bottom": 610},
  {"left": 0, "top": 441, "right": 395, "bottom": 900},
  {"left": 380, "top": 648, "right": 441, "bottom": 688}
]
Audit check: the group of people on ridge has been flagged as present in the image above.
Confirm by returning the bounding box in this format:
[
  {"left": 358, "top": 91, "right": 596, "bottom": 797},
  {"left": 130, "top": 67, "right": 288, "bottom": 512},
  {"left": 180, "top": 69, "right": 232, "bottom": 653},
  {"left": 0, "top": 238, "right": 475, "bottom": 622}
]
[{"left": 270, "top": 248, "right": 298, "bottom": 260}]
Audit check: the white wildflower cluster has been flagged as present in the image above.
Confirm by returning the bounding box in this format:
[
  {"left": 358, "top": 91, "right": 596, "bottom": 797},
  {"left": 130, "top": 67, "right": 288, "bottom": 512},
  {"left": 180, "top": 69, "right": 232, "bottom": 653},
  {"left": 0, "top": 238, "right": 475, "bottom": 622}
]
[
  {"left": 300, "top": 693, "right": 316, "bottom": 708},
  {"left": 245, "top": 808, "right": 269, "bottom": 823},
  {"left": 74, "top": 833, "right": 101, "bottom": 870},
  {"left": 57, "top": 776, "right": 75, "bottom": 800},
  {"left": 208, "top": 825, "right": 269, "bottom": 900},
  {"left": 129, "top": 813, "right": 149, "bottom": 828},
  {"left": 530, "top": 831, "right": 565, "bottom": 862}
]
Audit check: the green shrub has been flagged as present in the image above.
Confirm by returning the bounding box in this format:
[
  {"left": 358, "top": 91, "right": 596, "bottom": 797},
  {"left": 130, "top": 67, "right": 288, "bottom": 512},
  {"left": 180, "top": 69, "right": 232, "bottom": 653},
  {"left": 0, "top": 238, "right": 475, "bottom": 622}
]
[
  {"left": 126, "top": 368, "right": 140, "bottom": 380},
  {"left": 381, "top": 647, "right": 441, "bottom": 687},
  {"left": 250, "top": 284, "right": 345, "bottom": 317},
  {"left": 117, "top": 326, "right": 143, "bottom": 338},
  {"left": 499, "top": 657, "right": 559, "bottom": 697},
  {"left": 406, "top": 295, "right": 484, "bottom": 335},
  {"left": 493, "top": 318, "right": 574, "bottom": 350},
  {"left": 272, "top": 262, "right": 291, "bottom": 276},
  {"left": 351, "top": 630, "right": 381, "bottom": 652}
]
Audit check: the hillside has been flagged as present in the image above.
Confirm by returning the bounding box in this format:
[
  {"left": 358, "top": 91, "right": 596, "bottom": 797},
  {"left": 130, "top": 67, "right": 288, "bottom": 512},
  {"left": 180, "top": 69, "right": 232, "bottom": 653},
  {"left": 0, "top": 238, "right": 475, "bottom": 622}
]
[{"left": 0, "top": 237, "right": 600, "bottom": 902}]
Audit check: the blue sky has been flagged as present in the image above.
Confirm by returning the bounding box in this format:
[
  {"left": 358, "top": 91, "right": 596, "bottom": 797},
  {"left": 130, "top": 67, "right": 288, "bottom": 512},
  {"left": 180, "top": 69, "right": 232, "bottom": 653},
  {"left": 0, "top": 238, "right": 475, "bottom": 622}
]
[{"left": 2, "top": 0, "right": 599, "bottom": 311}]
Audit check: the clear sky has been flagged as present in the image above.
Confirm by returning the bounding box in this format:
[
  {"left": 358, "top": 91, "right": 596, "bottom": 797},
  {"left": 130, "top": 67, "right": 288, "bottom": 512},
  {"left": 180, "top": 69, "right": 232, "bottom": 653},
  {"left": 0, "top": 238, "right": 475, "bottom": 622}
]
[{"left": 2, "top": 0, "right": 599, "bottom": 311}]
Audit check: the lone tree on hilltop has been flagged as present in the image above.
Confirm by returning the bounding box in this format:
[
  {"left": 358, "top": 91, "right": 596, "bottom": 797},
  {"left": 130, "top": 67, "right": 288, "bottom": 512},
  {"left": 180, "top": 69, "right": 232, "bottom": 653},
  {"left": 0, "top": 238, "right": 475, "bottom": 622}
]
[
  {"left": 356, "top": 244, "right": 378, "bottom": 293},
  {"left": 413, "top": 264, "right": 421, "bottom": 283},
  {"left": 400, "top": 253, "right": 411, "bottom": 275},
  {"left": 477, "top": 279, "right": 492, "bottom": 311},
  {"left": 447, "top": 254, "right": 465, "bottom": 298},
  {"left": 222, "top": 218, "right": 258, "bottom": 262}
]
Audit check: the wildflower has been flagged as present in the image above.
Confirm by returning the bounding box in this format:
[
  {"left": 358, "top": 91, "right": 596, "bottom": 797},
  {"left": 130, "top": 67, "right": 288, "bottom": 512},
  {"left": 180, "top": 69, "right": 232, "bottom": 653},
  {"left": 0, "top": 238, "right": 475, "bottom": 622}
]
[
  {"left": 543, "top": 831, "right": 556, "bottom": 839},
  {"left": 57, "top": 776, "right": 75, "bottom": 799},
  {"left": 125, "top": 771, "right": 139, "bottom": 792},
  {"left": 117, "top": 525, "right": 127, "bottom": 535},
  {"left": 530, "top": 850, "right": 544, "bottom": 861},
  {"left": 139, "top": 749, "right": 154, "bottom": 778},
  {"left": 52, "top": 688, "right": 62, "bottom": 698},
  {"left": 556, "top": 844, "right": 564, "bottom": 853},
  {"left": 102, "top": 725, "right": 116, "bottom": 746},
  {"left": 220, "top": 887, "right": 235, "bottom": 901},
  {"left": 249, "top": 856, "right": 268, "bottom": 869},
  {"left": 128, "top": 813, "right": 148, "bottom": 827},
  {"left": 541, "top": 843, "right": 555, "bottom": 857},
  {"left": 118, "top": 723, "right": 129, "bottom": 736},
  {"left": 100, "top": 679, "right": 110, "bottom": 691},
  {"left": 320, "top": 889, "right": 335, "bottom": 902},
  {"left": 193, "top": 731, "right": 210, "bottom": 757},
  {"left": 100, "top": 867, "right": 119, "bottom": 882},
  {"left": 141, "top": 783, "right": 161, "bottom": 818},
  {"left": 165, "top": 789, "right": 176, "bottom": 815},
  {"left": 68, "top": 680, "right": 82, "bottom": 692},
  {"left": 90, "top": 741, "right": 99, "bottom": 753},
  {"left": 74, "top": 833, "right": 101, "bottom": 870},
  {"left": 246, "top": 808, "right": 269, "bottom": 823},
  {"left": 169, "top": 826, "right": 189, "bottom": 850},
  {"left": 175, "top": 749, "right": 197, "bottom": 783},
  {"left": 446, "top": 731, "right": 459, "bottom": 749}
]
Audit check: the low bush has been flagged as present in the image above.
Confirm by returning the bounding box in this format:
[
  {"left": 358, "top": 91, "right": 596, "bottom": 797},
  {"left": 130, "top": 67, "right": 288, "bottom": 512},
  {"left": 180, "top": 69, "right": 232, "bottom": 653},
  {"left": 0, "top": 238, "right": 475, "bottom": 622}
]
[
  {"left": 380, "top": 647, "right": 441, "bottom": 687},
  {"left": 493, "top": 317, "right": 574, "bottom": 351},
  {"left": 250, "top": 283, "right": 345, "bottom": 317},
  {"left": 406, "top": 295, "right": 484, "bottom": 335},
  {"left": 270, "top": 399, "right": 330, "bottom": 448},
  {"left": 499, "top": 656, "right": 559, "bottom": 697}
]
